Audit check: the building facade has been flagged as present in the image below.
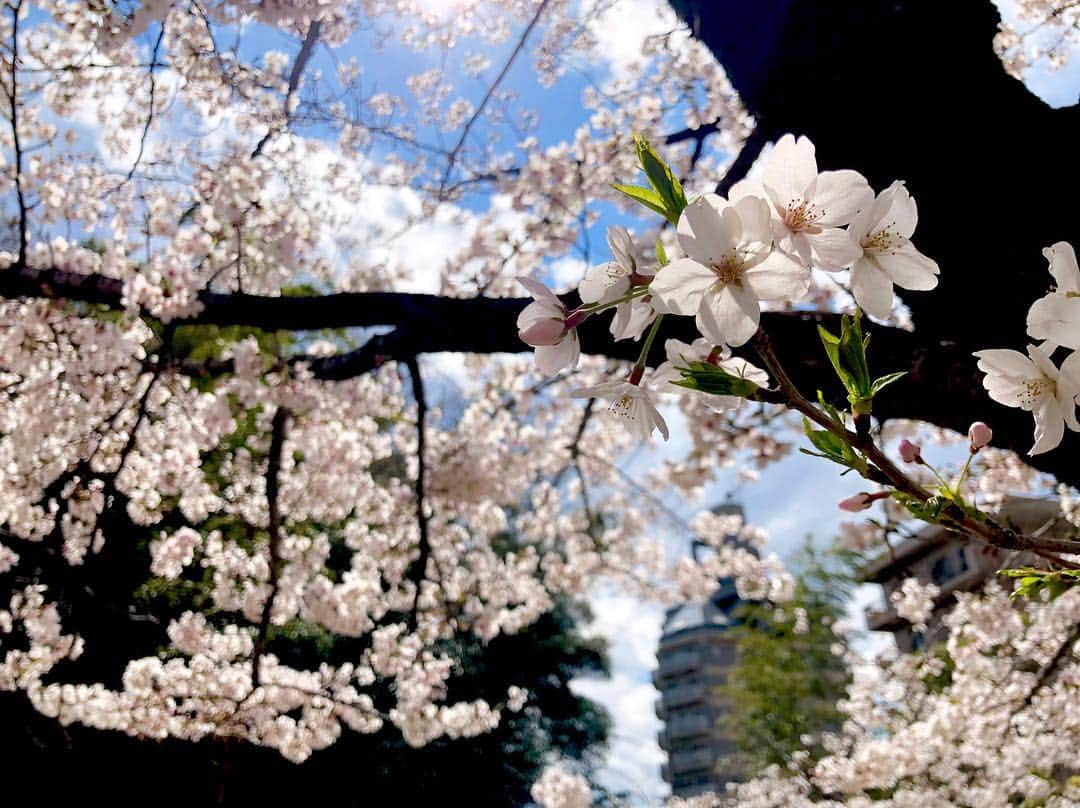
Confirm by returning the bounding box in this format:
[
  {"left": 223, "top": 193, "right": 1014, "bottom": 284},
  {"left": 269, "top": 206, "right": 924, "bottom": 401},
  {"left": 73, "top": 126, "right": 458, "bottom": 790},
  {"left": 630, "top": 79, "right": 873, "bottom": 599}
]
[
  {"left": 861, "top": 496, "right": 1066, "bottom": 652},
  {"left": 654, "top": 502, "right": 749, "bottom": 798}
]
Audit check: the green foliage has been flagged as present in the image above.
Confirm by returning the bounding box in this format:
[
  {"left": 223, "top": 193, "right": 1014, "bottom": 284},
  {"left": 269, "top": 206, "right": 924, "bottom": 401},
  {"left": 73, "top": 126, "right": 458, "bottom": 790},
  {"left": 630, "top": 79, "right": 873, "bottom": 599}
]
[
  {"left": 799, "top": 393, "right": 868, "bottom": 475},
  {"left": 612, "top": 134, "right": 687, "bottom": 226},
  {"left": 1000, "top": 567, "right": 1080, "bottom": 601},
  {"left": 818, "top": 312, "right": 904, "bottom": 415},
  {"left": 722, "top": 540, "right": 855, "bottom": 773},
  {"left": 672, "top": 360, "right": 761, "bottom": 398}
]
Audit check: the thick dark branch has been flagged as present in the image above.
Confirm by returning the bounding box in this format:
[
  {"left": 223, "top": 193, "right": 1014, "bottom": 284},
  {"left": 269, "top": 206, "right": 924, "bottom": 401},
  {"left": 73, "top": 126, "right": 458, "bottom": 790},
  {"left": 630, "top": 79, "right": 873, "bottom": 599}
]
[
  {"left": 249, "top": 406, "right": 289, "bottom": 692},
  {"left": 5, "top": 262, "right": 1080, "bottom": 488},
  {"left": 404, "top": 355, "right": 429, "bottom": 631}
]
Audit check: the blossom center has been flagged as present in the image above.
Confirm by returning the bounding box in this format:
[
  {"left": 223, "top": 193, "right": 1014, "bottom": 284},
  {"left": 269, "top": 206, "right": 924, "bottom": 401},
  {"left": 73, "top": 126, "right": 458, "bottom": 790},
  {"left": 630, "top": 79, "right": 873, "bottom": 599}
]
[
  {"left": 784, "top": 199, "right": 823, "bottom": 231},
  {"left": 1018, "top": 377, "right": 1053, "bottom": 408},
  {"left": 709, "top": 254, "right": 745, "bottom": 286},
  {"left": 863, "top": 226, "right": 903, "bottom": 254}
]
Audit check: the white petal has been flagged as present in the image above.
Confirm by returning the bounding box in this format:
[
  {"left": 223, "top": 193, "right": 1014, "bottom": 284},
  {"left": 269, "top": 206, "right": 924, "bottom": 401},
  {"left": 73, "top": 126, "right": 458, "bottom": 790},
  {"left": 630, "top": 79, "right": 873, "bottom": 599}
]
[
  {"left": 804, "top": 227, "right": 863, "bottom": 271},
  {"left": 677, "top": 194, "right": 736, "bottom": 265},
  {"left": 1058, "top": 349, "right": 1080, "bottom": 400},
  {"left": 850, "top": 258, "right": 894, "bottom": 320},
  {"left": 775, "top": 229, "right": 812, "bottom": 266},
  {"left": 1026, "top": 293, "right": 1080, "bottom": 349},
  {"left": 731, "top": 194, "right": 773, "bottom": 246},
  {"left": 762, "top": 134, "right": 817, "bottom": 206},
  {"left": 570, "top": 379, "right": 625, "bottom": 399},
  {"left": 518, "top": 276, "right": 560, "bottom": 304},
  {"left": 874, "top": 244, "right": 940, "bottom": 290},
  {"left": 1044, "top": 241, "right": 1080, "bottom": 294},
  {"left": 1031, "top": 395, "right": 1066, "bottom": 455},
  {"left": 1027, "top": 342, "right": 1060, "bottom": 381},
  {"left": 697, "top": 283, "right": 760, "bottom": 347},
  {"left": 743, "top": 250, "right": 810, "bottom": 301},
  {"left": 578, "top": 263, "right": 630, "bottom": 305},
  {"left": 517, "top": 298, "right": 563, "bottom": 330},
  {"left": 810, "top": 170, "right": 874, "bottom": 226},
  {"left": 606, "top": 226, "right": 635, "bottom": 271},
  {"left": 610, "top": 298, "right": 655, "bottom": 341},
  {"left": 535, "top": 333, "right": 578, "bottom": 376},
  {"left": 879, "top": 181, "right": 918, "bottom": 239},
  {"left": 973, "top": 348, "right": 1038, "bottom": 380},
  {"left": 649, "top": 258, "right": 717, "bottom": 316}
]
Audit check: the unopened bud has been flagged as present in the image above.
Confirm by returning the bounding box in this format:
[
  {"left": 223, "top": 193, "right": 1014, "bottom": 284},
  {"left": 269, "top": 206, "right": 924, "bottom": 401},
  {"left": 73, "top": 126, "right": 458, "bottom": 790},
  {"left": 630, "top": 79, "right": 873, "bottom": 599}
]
[
  {"left": 898, "top": 439, "right": 922, "bottom": 464},
  {"left": 838, "top": 493, "right": 874, "bottom": 512},
  {"left": 968, "top": 421, "right": 992, "bottom": 451}
]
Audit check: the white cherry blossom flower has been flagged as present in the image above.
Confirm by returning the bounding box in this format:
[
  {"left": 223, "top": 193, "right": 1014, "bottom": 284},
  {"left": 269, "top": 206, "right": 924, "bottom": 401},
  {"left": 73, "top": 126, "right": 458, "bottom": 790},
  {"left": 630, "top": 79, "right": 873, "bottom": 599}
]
[
  {"left": 517, "top": 276, "right": 581, "bottom": 375},
  {"left": 653, "top": 337, "right": 769, "bottom": 411},
  {"left": 1026, "top": 241, "right": 1080, "bottom": 348},
  {"left": 974, "top": 344, "right": 1080, "bottom": 454},
  {"left": 571, "top": 372, "right": 669, "bottom": 441},
  {"left": 731, "top": 133, "right": 873, "bottom": 270},
  {"left": 577, "top": 226, "right": 656, "bottom": 341},
  {"left": 848, "top": 180, "right": 940, "bottom": 319},
  {"left": 648, "top": 193, "right": 809, "bottom": 346}
]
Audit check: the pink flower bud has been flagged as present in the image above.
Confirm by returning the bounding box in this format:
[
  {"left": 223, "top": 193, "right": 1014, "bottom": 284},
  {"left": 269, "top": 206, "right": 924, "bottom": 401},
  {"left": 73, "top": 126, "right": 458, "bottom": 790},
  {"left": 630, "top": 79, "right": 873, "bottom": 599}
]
[
  {"left": 518, "top": 318, "right": 566, "bottom": 347},
  {"left": 838, "top": 493, "right": 874, "bottom": 512},
  {"left": 968, "top": 421, "right": 992, "bottom": 451},
  {"left": 898, "top": 439, "right": 922, "bottom": 464}
]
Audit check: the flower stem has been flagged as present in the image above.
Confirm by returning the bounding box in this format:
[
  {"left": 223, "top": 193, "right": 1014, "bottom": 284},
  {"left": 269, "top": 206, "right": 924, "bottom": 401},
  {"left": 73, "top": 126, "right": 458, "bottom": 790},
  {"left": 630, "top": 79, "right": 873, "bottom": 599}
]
[{"left": 633, "top": 313, "right": 665, "bottom": 374}]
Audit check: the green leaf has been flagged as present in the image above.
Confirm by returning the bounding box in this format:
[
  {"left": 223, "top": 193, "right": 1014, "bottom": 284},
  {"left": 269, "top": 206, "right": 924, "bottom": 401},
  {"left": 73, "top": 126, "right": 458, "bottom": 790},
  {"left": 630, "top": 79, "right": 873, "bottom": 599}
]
[
  {"left": 999, "top": 567, "right": 1080, "bottom": 601},
  {"left": 817, "top": 324, "right": 855, "bottom": 394},
  {"left": 612, "top": 183, "right": 669, "bottom": 220},
  {"left": 838, "top": 314, "right": 871, "bottom": 395},
  {"left": 633, "top": 134, "right": 687, "bottom": 223},
  {"left": 673, "top": 361, "right": 761, "bottom": 398},
  {"left": 654, "top": 237, "right": 668, "bottom": 267},
  {"left": 870, "top": 371, "right": 906, "bottom": 396},
  {"left": 801, "top": 417, "right": 868, "bottom": 475}
]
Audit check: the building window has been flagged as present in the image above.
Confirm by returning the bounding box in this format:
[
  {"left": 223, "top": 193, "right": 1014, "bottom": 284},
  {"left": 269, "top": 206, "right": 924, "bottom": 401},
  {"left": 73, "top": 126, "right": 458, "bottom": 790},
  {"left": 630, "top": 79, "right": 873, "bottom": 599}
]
[
  {"left": 912, "top": 629, "right": 927, "bottom": 651},
  {"left": 931, "top": 554, "right": 955, "bottom": 585}
]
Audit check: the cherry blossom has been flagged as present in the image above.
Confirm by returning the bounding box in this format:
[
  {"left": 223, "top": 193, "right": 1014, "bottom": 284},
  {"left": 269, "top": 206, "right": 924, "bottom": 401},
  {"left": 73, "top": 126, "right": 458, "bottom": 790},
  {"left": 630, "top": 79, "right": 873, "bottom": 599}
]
[
  {"left": 653, "top": 337, "right": 769, "bottom": 411},
  {"left": 848, "top": 180, "right": 940, "bottom": 319},
  {"left": 649, "top": 194, "right": 809, "bottom": 346},
  {"left": 731, "top": 133, "right": 873, "bottom": 270},
  {"left": 974, "top": 344, "right": 1080, "bottom": 454},
  {"left": 571, "top": 371, "right": 670, "bottom": 441},
  {"left": 1026, "top": 241, "right": 1080, "bottom": 348},
  {"left": 517, "top": 276, "right": 582, "bottom": 375}
]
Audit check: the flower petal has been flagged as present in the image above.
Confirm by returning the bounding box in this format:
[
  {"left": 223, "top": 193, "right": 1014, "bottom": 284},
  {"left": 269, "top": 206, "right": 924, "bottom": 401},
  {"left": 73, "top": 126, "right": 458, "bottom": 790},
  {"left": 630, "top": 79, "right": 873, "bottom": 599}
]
[
  {"left": 804, "top": 227, "right": 863, "bottom": 271},
  {"left": 578, "top": 262, "right": 630, "bottom": 305},
  {"left": 874, "top": 244, "right": 940, "bottom": 291},
  {"left": 974, "top": 348, "right": 1038, "bottom": 381},
  {"left": 1031, "top": 394, "right": 1065, "bottom": 455},
  {"left": 731, "top": 194, "right": 773, "bottom": 246},
  {"left": 697, "top": 283, "right": 760, "bottom": 347},
  {"left": 1044, "top": 241, "right": 1080, "bottom": 294},
  {"left": 518, "top": 276, "right": 560, "bottom": 304},
  {"left": 517, "top": 299, "right": 563, "bottom": 330},
  {"left": 1026, "top": 293, "right": 1080, "bottom": 349},
  {"left": 850, "top": 257, "right": 894, "bottom": 320},
  {"left": 743, "top": 250, "right": 810, "bottom": 300},
  {"left": 535, "top": 333, "right": 578, "bottom": 376},
  {"left": 677, "top": 194, "right": 736, "bottom": 265},
  {"left": 649, "top": 258, "right": 716, "bottom": 316},
  {"left": 811, "top": 170, "right": 873, "bottom": 226},
  {"left": 762, "top": 134, "right": 817, "bottom": 206}
]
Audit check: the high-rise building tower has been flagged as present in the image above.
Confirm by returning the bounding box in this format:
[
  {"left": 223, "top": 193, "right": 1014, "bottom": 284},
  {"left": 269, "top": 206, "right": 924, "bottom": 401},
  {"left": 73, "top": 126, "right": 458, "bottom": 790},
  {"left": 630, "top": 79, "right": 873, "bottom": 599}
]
[{"left": 654, "top": 501, "right": 749, "bottom": 798}]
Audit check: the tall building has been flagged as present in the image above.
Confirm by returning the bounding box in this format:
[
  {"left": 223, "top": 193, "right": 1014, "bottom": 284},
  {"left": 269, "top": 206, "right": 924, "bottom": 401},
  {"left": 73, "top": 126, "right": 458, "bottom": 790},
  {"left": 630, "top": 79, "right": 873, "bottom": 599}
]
[
  {"left": 654, "top": 502, "right": 748, "bottom": 798},
  {"left": 861, "top": 496, "right": 1066, "bottom": 652}
]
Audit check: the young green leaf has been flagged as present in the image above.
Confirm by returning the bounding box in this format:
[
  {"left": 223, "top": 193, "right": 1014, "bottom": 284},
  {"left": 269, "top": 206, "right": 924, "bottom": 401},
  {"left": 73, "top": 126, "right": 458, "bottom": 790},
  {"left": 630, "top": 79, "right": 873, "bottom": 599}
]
[
  {"left": 654, "top": 237, "right": 668, "bottom": 267},
  {"left": 612, "top": 183, "right": 670, "bottom": 220},
  {"left": 633, "top": 134, "right": 687, "bottom": 222},
  {"left": 673, "top": 361, "right": 761, "bottom": 398}
]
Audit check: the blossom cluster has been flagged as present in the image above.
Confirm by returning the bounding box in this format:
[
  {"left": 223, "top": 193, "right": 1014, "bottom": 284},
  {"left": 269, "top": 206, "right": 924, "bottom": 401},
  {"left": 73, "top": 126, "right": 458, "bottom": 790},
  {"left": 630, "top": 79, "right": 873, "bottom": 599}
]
[{"left": 519, "top": 133, "right": 938, "bottom": 441}]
